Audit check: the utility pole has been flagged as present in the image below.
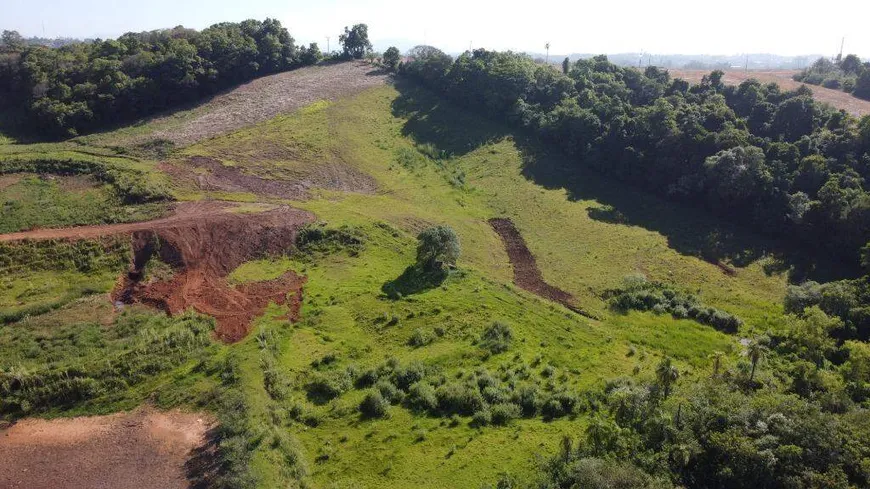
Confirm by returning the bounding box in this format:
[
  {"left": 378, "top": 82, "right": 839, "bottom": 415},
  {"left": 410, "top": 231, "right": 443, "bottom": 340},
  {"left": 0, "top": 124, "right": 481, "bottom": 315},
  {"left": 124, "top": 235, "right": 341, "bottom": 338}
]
[
  {"left": 837, "top": 37, "right": 845, "bottom": 61},
  {"left": 545, "top": 42, "right": 550, "bottom": 64},
  {"left": 326, "top": 36, "right": 330, "bottom": 54},
  {"left": 744, "top": 54, "right": 748, "bottom": 73}
]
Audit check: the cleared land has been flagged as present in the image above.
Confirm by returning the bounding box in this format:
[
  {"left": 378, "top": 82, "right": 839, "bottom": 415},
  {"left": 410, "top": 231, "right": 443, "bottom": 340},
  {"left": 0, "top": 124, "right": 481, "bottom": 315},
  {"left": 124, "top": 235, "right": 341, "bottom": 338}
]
[
  {"left": 128, "top": 62, "right": 389, "bottom": 147},
  {"left": 670, "top": 69, "right": 870, "bottom": 116},
  {"left": 0, "top": 409, "right": 212, "bottom": 489}
]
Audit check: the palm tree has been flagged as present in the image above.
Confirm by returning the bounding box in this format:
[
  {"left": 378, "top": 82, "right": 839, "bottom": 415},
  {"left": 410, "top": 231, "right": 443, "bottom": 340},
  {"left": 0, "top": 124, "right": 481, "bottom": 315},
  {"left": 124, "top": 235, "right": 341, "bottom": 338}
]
[
  {"left": 747, "top": 339, "right": 768, "bottom": 383},
  {"left": 656, "top": 357, "right": 679, "bottom": 398}
]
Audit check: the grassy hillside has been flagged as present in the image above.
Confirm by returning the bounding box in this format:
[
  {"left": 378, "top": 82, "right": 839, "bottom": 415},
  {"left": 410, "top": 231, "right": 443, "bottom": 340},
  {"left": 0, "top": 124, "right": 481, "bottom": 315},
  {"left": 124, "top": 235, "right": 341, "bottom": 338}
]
[{"left": 0, "top": 76, "right": 802, "bottom": 487}]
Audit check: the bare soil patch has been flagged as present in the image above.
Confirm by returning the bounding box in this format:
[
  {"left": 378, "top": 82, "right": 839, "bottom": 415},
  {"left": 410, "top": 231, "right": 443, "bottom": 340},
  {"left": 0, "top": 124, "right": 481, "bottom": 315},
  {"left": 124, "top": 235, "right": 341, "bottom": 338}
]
[
  {"left": 0, "top": 202, "right": 315, "bottom": 341},
  {"left": 0, "top": 174, "right": 24, "bottom": 190},
  {"left": 146, "top": 62, "right": 389, "bottom": 146},
  {"left": 161, "top": 154, "right": 377, "bottom": 200},
  {"left": 670, "top": 69, "right": 870, "bottom": 117},
  {"left": 112, "top": 205, "right": 312, "bottom": 341},
  {"left": 489, "top": 218, "right": 594, "bottom": 318},
  {"left": 0, "top": 408, "right": 212, "bottom": 489}
]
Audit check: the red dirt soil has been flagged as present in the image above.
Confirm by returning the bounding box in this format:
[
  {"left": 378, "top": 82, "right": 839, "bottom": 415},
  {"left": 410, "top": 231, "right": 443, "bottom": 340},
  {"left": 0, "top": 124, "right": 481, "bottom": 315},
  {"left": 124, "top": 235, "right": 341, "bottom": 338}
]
[
  {"left": 669, "top": 69, "right": 870, "bottom": 117},
  {"left": 0, "top": 202, "right": 315, "bottom": 341},
  {"left": 489, "top": 218, "right": 594, "bottom": 318},
  {"left": 0, "top": 408, "right": 212, "bottom": 489}
]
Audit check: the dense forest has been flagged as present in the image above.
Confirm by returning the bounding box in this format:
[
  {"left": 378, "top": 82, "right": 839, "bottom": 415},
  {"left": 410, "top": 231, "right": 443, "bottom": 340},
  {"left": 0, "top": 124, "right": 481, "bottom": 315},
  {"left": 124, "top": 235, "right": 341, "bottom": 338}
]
[
  {"left": 794, "top": 54, "right": 870, "bottom": 101},
  {"left": 399, "top": 48, "right": 870, "bottom": 489},
  {"left": 0, "top": 20, "right": 322, "bottom": 136}
]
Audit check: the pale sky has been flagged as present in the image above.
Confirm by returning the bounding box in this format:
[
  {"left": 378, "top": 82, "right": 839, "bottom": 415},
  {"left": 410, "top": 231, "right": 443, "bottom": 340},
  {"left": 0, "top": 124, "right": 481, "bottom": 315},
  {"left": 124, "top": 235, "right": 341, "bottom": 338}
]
[{"left": 3, "top": 0, "right": 870, "bottom": 57}]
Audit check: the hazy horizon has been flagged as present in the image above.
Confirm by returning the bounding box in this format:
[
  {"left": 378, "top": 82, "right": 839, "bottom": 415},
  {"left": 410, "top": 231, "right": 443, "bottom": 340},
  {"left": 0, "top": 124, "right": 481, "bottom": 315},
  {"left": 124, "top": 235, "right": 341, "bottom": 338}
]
[{"left": 4, "top": 0, "right": 870, "bottom": 58}]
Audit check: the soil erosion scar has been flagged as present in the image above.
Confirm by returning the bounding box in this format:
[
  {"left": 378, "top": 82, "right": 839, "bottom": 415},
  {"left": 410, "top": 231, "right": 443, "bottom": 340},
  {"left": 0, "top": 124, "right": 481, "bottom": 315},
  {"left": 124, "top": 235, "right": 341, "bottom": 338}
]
[
  {"left": 489, "top": 218, "right": 595, "bottom": 319},
  {"left": 112, "top": 205, "right": 315, "bottom": 342}
]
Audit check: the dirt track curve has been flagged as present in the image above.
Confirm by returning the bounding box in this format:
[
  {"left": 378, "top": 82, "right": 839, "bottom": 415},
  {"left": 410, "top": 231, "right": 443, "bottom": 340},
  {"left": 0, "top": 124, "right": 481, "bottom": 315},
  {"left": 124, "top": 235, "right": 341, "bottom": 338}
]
[
  {"left": 0, "top": 202, "right": 315, "bottom": 341},
  {"left": 489, "top": 218, "right": 594, "bottom": 318}
]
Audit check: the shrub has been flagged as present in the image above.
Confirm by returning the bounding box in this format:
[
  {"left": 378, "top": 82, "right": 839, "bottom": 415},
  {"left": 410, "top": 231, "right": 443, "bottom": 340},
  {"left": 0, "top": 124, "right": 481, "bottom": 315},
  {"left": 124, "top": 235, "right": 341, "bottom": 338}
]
[
  {"left": 407, "top": 381, "right": 438, "bottom": 412},
  {"left": 392, "top": 361, "right": 429, "bottom": 390},
  {"left": 490, "top": 403, "right": 522, "bottom": 425},
  {"left": 376, "top": 380, "right": 404, "bottom": 404},
  {"left": 408, "top": 328, "right": 434, "bottom": 347},
  {"left": 436, "top": 382, "right": 486, "bottom": 415},
  {"left": 480, "top": 321, "right": 513, "bottom": 354},
  {"left": 513, "top": 384, "right": 540, "bottom": 416},
  {"left": 306, "top": 370, "right": 353, "bottom": 401},
  {"left": 359, "top": 390, "right": 389, "bottom": 418},
  {"left": 472, "top": 408, "right": 492, "bottom": 427}
]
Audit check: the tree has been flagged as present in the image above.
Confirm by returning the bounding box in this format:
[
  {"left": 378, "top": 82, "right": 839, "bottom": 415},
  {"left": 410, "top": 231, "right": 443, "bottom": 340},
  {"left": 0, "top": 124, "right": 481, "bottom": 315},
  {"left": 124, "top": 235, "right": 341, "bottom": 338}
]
[
  {"left": 562, "top": 57, "right": 570, "bottom": 75},
  {"left": 299, "top": 42, "right": 321, "bottom": 65},
  {"left": 339, "top": 24, "right": 372, "bottom": 60},
  {"left": 840, "top": 54, "right": 863, "bottom": 75},
  {"left": 854, "top": 70, "right": 870, "bottom": 100},
  {"left": 1, "top": 30, "right": 24, "bottom": 51},
  {"left": 655, "top": 357, "right": 679, "bottom": 398},
  {"left": 747, "top": 337, "right": 768, "bottom": 383},
  {"left": 416, "top": 226, "right": 460, "bottom": 271},
  {"left": 383, "top": 46, "right": 400, "bottom": 71}
]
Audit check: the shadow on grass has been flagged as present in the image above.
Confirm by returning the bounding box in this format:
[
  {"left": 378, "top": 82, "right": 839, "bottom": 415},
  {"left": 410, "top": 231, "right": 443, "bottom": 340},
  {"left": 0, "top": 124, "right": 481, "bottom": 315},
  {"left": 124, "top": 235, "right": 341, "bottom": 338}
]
[
  {"left": 381, "top": 264, "right": 448, "bottom": 299},
  {"left": 390, "top": 79, "right": 508, "bottom": 157},
  {"left": 390, "top": 80, "right": 857, "bottom": 284}
]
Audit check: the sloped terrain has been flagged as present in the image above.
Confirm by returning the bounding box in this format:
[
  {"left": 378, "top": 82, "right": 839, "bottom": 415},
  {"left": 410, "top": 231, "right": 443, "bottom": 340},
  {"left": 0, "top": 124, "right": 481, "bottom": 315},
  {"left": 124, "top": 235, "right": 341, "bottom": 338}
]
[{"left": 135, "top": 62, "right": 390, "bottom": 147}]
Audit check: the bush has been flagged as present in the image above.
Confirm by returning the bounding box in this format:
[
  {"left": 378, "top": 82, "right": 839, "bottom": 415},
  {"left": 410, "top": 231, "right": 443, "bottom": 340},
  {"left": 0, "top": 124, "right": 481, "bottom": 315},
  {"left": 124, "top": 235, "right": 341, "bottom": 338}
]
[
  {"left": 408, "top": 328, "right": 434, "bottom": 347},
  {"left": 407, "top": 381, "right": 439, "bottom": 412},
  {"left": 513, "top": 384, "right": 540, "bottom": 416},
  {"left": 490, "top": 403, "right": 521, "bottom": 425},
  {"left": 359, "top": 390, "right": 389, "bottom": 418},
  {"left": 306, "top": 370, "right": 353, "bottom": 401},
  {"left": 472, "top": 408, "right": 492, "bottom": 427},
  {"left": 375, "top": 380, "right": 404, "bottom": 404},
  {"left": 480, "top": 321, "right": 513, "bottom": 354},
  {"left": 436, "top": 382, "right": 486, "bottom": 415}
]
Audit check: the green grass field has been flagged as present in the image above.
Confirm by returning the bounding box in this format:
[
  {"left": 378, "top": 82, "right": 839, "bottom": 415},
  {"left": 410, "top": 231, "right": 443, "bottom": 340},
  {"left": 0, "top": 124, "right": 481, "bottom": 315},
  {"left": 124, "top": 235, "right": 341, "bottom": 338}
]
[{"left": 0, "top": 79, "right": 800, "bottom": 488}]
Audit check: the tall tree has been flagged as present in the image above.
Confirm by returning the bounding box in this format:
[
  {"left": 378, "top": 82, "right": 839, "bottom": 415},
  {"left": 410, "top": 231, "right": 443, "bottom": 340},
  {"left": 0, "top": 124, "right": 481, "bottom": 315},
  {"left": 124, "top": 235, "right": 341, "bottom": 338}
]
[{"left": 339, "top": 24, "right": 372, "bottom": 60}]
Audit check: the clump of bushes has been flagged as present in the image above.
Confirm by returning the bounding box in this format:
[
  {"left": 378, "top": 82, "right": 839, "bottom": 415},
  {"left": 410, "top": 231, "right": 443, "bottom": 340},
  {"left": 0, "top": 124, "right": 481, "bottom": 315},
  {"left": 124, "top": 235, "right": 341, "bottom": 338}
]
[
  {"left": 296, "top": 224, "right": 365, "bottom": 256},
  {"left": 610, "top": 275, "right": 742, "bottom": 333}
]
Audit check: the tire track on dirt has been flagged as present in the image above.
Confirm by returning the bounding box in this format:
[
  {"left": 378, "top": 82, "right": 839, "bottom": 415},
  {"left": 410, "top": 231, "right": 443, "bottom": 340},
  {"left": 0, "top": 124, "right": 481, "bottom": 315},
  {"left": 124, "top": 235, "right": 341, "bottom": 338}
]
[{"left": 489, "top": 218, "right": 596, "bottom": 319}]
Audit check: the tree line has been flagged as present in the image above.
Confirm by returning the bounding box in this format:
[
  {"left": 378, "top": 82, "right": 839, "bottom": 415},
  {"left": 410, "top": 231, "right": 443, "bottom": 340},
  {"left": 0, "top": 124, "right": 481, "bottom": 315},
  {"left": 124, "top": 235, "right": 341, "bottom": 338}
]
[
  {"left": 794, "top": 54, "right": 870, "bottom": 101},
  {"left": 0, "top": 21, "right": 375, "bottom": 137},
  {"left": 398, "top": 48, "right": 870, "bottom": 273}
]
